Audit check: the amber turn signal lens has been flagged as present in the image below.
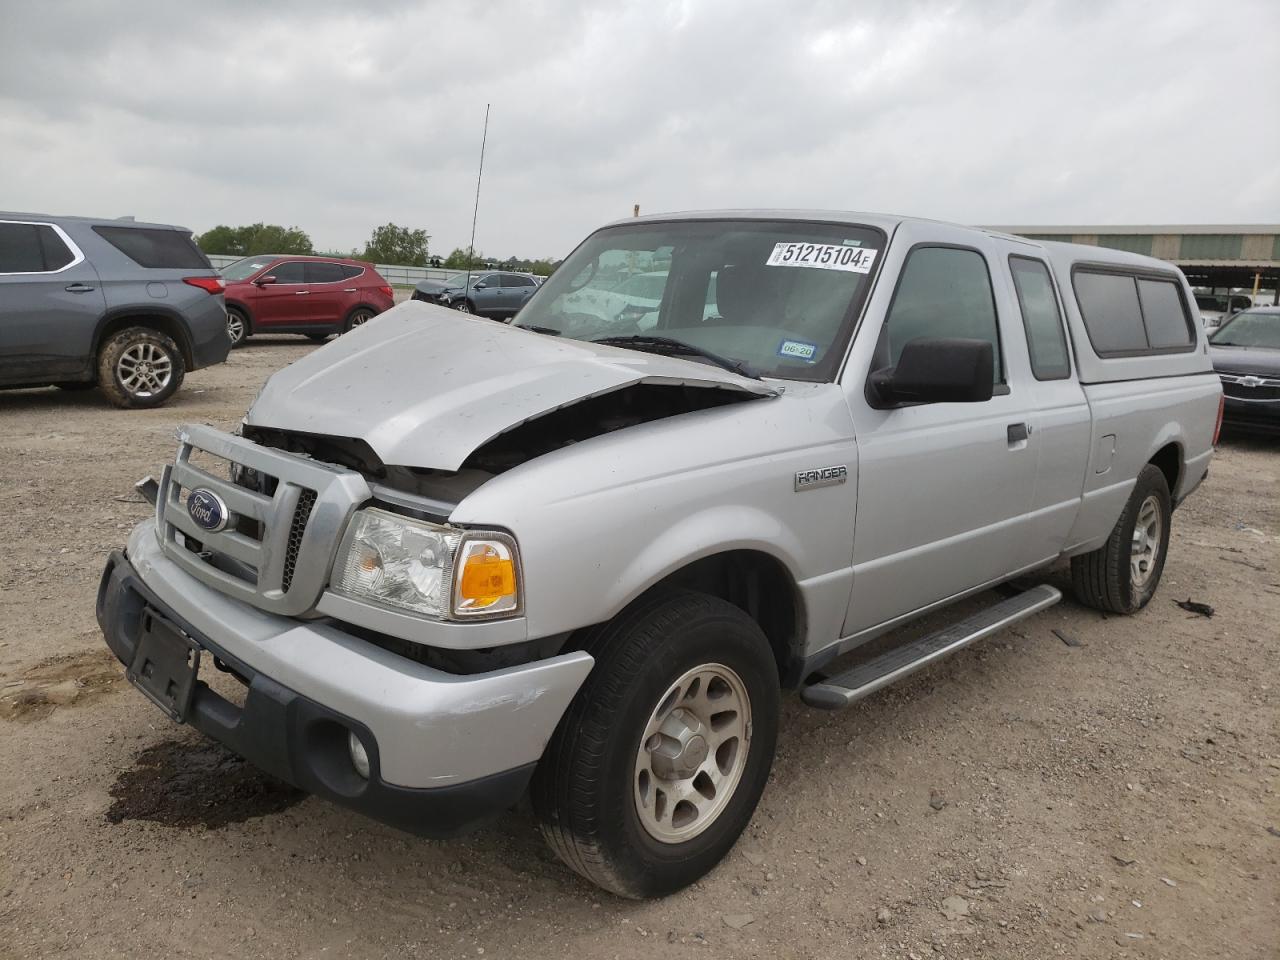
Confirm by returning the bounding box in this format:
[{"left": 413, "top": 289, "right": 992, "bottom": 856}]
[{"left": 458, "top": 547, "right": 515, "bottom": 607}]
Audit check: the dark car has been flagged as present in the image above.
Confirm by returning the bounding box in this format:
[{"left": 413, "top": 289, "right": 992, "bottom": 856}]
[
  {"left": 221, "top": 255, "right": 395, "bottom": 346},
  {"left": 1209, "top": 307, "right": 1280, "bottom": 433},
  {"left": 411, "top": 271, "right": 539, "bottom": 319},
  {"left": 0, "top": 212, "right": 229, "bottom": 408}
]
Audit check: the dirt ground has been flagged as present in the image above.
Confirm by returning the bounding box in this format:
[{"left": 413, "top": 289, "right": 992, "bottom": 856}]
[{"left": 1, "top": 337, "right": 1276, "bottom": 960}]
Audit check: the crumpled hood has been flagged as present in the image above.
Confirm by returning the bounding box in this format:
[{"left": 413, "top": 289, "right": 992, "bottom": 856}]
[{"left": 245, "top": 302, "right": 778, "bottom": 470}]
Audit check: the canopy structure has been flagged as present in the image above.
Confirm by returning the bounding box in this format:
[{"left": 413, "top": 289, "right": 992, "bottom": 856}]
[{"left": 986, "top": 224, "right": 1280, "bottom": 302}]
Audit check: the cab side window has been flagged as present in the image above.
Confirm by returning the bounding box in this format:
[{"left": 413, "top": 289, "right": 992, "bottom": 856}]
[
  {"left": 270, "top": 262, "right": 307, "bottom": 284},
  {"left": 881, "top": 246, "right": 1002, "bottom": 383},
  {"left": 1009, "top": 256, "right": 1070, "bottom": 380}
]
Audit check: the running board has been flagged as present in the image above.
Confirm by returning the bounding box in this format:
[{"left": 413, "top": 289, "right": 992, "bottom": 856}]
[{"left": 801, "top": 584, "right": 1062, "bottom": 710}]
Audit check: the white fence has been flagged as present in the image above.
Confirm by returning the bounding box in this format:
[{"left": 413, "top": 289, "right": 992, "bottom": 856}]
[{"left": 205, "top": 254, "right": 468, "bottom": 287}]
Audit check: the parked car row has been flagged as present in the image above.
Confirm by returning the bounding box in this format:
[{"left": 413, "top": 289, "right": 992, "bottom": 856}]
[{"left": 411, "top": 270, "right": 541, "bottom": 319}]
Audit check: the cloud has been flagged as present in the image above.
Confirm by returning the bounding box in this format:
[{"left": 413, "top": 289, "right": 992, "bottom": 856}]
[{"left": 1, "top": 0, "right": 1276, "bottom": 258}]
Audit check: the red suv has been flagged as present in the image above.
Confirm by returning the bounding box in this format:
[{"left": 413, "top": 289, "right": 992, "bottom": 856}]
[{"left": 220, "top": 255, "right": 395, "bottom": 346}]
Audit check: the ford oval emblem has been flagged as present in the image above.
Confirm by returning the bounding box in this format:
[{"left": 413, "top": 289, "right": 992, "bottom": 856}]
[{"left": 187, "top": 488, "right": 229, "bottom": 533}]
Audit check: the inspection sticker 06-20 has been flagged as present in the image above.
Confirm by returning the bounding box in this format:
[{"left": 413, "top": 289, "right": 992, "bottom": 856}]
[{"left": 766, "top": 242, "right": 878, "bottom": 274}]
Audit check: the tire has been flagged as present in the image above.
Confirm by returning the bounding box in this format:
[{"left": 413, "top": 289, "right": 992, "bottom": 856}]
[
  {"left": 1070, "top": 464, "right": 1172, "bottom": 614},
  {"left": 55, "top": 381, "right": 95, "bottom": 391},
  {"left": 532, "top": 589, "right": 779, "bottom": 898},
  {"left": 343, "top": 308, "right": 375, "bottom": 332},
  {"left": 452, "top": 299, "right": 473, "bottom": 314},
  {"left": 226, "top": 307, "right": 249, "bottom": 347},
  {"left": 96, "top": 327, "right": 185, "bottom": 409}
]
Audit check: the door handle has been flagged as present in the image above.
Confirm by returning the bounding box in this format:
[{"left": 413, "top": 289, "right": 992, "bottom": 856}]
[
  {"left": 343, "top": 288, "right": 357, "bottom": 293},
  {"left": 65, "top": 283, "right": 95, "bottom": 293},
  {"left": 294, "top": 290, "right": 310, "bottom": 295},
  {"left": 1007, "top": 422, "right": 1030, "bottom": 444}
]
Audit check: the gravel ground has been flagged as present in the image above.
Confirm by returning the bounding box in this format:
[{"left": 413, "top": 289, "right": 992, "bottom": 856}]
[{"left": 1, "top": 335, "right": 1277, "bottom": 959}]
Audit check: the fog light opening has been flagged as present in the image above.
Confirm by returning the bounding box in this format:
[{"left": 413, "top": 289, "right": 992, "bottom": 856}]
[{"left": 348, "top": 731, "right": 371, "bottom": 780}]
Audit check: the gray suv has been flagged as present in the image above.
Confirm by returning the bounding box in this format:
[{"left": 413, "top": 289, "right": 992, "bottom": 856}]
[
  {"left": 0, "top": 213, "right": 230, "bottom": 407},
  {"left": 411, "top": 270, "right": 539, "bottom": 318}
]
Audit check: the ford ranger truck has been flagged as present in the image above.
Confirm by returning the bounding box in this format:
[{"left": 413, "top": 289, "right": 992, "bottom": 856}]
[{"left": 97, "top": 211, "right": 1222, "bottom": 898}]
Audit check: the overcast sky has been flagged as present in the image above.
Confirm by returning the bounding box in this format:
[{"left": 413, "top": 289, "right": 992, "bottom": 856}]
[{"left": 2, "top": 0, "right": 1277, "bottom": 259}]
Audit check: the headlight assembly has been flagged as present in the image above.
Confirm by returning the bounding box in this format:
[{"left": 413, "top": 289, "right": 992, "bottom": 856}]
[{"left": 332, "top": 508, "right": 521, "bottom": 620}]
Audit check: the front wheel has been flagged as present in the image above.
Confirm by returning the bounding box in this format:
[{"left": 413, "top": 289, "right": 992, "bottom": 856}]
[
  {"left": 452, "top": 299, "right": 473, "bottom": 314},
  {"left": 532, "top": 590, "right": 779, "bottom": 898},
  {"left": 1071, "top": 463, "right": 1172, "bottom": 613}
]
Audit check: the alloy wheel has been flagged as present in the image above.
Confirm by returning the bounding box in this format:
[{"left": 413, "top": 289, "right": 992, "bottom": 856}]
[
  {"left": 116, "top": 342, "right": 174, "bottom": 398},
  {"left": 633, "top": 663, "right": 752, "bottom": 844}
]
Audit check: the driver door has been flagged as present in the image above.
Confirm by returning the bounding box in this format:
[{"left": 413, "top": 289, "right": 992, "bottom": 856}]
[
  {"left": 841, "top": 230, "right": 1040, "bottom": 635},
  {"left": 253, "top": 260, "right": 309, "bottom": 328}
]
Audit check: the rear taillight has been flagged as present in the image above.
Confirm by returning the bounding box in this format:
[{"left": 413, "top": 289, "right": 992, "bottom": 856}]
[
  {"left": 184, "top": 276, "right": 225, "bottom": 294},
  {"left": 378, "top": 285, "right": 393, "bottom": 299},
  {"left": 1212, "top": 392, "right": 1225, "bottom": 446}
]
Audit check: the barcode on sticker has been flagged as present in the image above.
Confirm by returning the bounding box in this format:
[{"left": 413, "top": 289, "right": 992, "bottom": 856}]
[{"left": 766, "top": 242, "right": 877, "bottom": 274}]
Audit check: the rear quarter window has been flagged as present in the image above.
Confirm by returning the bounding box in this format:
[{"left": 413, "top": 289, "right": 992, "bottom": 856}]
[
  {"left": 1137, "top": 278, "right": 1194, "bottom": 349},
  {"left": 93, "top": 225, "right": 210, "bottom": 269}
]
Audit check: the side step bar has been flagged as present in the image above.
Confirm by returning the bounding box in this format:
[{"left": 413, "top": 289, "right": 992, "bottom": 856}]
[{"left": 801, "top": 584, "right": 1062, "bottom": 710}]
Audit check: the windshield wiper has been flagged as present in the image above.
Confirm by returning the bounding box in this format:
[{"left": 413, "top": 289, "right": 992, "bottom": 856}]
[
  {"left": 511, "top": 323, "right": 562, "bottom": 336},
  {"left": 591, "top": 335, "right": 761, "bottom": 379}
]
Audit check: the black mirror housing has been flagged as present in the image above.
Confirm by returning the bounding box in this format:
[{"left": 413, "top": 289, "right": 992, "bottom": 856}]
[{"left": 870, "top": 337, "right": 994, "bottom": 406}]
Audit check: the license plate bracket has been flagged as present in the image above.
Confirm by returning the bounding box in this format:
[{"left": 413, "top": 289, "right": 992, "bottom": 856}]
[{"left": 127, "top": 609, "right": 201, "bottom": 723}]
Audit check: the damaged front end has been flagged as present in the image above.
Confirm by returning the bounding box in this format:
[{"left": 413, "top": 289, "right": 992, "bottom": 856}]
[{"left": 240, "top": 307, "right": 777, "bottom": 504}]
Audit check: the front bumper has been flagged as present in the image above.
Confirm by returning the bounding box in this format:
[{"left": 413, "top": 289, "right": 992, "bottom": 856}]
[
  {"left": 1222, "top": 395, "right": 1280, "bottom": 432},
  {"left": 97, "top": 524, "right": 593, "bottom": 838}
]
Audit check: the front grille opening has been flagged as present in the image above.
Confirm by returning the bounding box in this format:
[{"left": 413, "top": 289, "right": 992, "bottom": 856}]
[
  {"left": 186, "top": 446, "right": 235, "bottom": 480},
  {"left": 1223, "top": 382, "right": 1280, "bottom": 400},
  {"left": 282, "top": 489, "right": 317, "bottom": 592},
  {"left": 174, "top": 530, "right": 258, "bottom": 586}
]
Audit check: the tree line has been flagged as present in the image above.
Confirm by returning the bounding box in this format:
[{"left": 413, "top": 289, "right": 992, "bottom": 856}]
[{"left": 196, "top": 222, "right": 558, "bottom": 274}]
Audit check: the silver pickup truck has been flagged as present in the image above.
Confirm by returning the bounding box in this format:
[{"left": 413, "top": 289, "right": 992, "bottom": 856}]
[{"left": 97, "top": 211, "right": 1222, "bottom": 898}]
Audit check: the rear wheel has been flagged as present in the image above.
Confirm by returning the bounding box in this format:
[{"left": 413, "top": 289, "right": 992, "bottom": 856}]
[
  {"left": 1071, "top": 464, "right": 1171, "bottom": 614},
  {"left": 96, "top": 327, "right": 185, "bottom": 409},
  {"left": 226, "top": 307, "right": 249, "bottom": 347},
  {"left": 344, "top": 307, "right": 375, "bottom": 332},
  {"left": 533, "top": 590, "right": 779, "bottom": 898}
]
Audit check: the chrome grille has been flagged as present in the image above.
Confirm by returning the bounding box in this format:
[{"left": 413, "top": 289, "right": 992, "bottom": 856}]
[
  {"left": 1219, "top": 372, "right": 1280, "bottom": 401},
  {"left": 156, "top": 424, "right": 371, "bottom": 616}
]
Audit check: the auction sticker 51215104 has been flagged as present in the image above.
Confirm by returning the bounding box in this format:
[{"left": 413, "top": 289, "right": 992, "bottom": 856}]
[{"left": 766, "top": 242, "right": 877, "bottom": 273}]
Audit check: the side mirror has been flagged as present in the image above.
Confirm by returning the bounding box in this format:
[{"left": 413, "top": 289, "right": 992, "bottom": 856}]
[
  {"left": 869, "top": 337, "right": 994, "bottom": 406},
  {"left": 256, "top": 274, "right": 277, "bottom": 286}
]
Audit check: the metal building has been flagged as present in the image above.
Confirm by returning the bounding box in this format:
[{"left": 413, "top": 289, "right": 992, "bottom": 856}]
[{"left": 986, "top": 224, "right": 1280, "bottom": 304}]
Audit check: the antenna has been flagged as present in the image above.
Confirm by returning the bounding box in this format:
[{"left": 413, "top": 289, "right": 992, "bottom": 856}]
[{"left": 464, "top": 103, "right": 490, "bottom": 295}]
